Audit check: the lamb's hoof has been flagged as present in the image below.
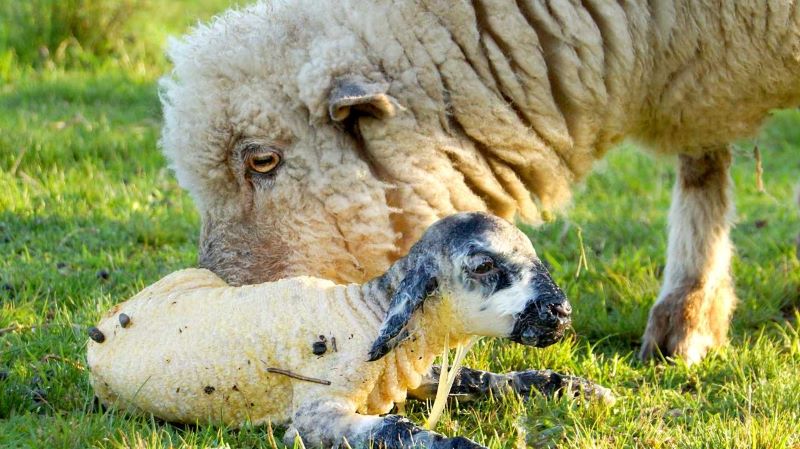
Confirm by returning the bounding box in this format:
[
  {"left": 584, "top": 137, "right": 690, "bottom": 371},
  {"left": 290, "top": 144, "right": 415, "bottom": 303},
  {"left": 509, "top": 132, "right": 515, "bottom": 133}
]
[
  {"left": 639, "top": 289, "right": 728, "bottom": 365},
  {"left": 281, "top": 426, "right": 301, "bottom": 447},
  {"left": 434, "top": 436, "right": 487, "bottom": 449},
  {"left": 511, "top": 370, "right": 615, "bottom": 405}
]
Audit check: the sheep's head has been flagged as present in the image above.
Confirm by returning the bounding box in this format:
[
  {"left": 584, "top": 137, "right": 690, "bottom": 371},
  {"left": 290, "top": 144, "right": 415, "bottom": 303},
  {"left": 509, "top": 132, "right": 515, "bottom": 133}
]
[
  {"left": 159, "top": 2, "right": 558, "bottom": 286},
  {"left": 158, "top": 2, "right": 426, "bottom": 286},
  {"left": 368, "top": 212, "right": 571, "bottom": 361}
]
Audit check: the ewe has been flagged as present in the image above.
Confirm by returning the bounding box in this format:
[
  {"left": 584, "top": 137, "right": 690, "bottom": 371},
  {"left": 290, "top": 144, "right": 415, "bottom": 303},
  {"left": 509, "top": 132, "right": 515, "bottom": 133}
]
[
  {"left": 161, "top": 0, "right": 800, "bottom": 369},
  {"left": 88, "top": 213, "right": 597, "bottom": 448}
]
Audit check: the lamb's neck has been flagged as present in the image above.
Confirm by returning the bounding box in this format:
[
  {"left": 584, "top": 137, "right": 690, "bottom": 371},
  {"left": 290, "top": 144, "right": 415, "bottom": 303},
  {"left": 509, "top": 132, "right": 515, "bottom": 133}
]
[
  {"left": 359, "top": 250, "right": 421, "bottom": 310},
  {"left": 359, "top": 264, "right": 471, "bottom": 413},
  {"left": 382, "top": 301, "right": 472, "bottom": 409},
  {"left": 360, "top": 310, "right": 471, "bottom": 414},
  {"left": 360, "top": 250, "right": 469, "bottom": 348},
  {"left": 395, "top": 299, "right": 472, "bottom": 361},
  {"left": 359, "top": 272, "right": 394, "bottom": 314}
]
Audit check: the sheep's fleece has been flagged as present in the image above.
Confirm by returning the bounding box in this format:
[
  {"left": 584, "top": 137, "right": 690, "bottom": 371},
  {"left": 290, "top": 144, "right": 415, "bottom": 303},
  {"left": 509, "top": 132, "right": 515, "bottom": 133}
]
[
  {"left": 160, "top": 0, "right": 800, "bottom": 366},
  {"left": 87, "top": 213, "right": 587, "bottom": 448}
]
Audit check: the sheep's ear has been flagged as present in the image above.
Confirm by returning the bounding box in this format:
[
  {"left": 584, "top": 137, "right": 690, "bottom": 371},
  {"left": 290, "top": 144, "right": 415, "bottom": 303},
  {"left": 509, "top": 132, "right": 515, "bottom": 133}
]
[
  {"left": 328, "top": 76, "right": 400, "bottom": 122},
  {"left": 367, "top": 263, "right": 438, "bottom": 361}
]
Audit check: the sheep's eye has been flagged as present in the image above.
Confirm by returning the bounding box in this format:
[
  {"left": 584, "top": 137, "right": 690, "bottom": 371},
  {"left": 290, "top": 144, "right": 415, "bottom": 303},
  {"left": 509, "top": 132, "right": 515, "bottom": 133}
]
[
  {"left": 468, "top": 255, "right": 496, "bottom": 276},
  {"left": 246, "top": 150, "right": 282, "bottom": 174}
]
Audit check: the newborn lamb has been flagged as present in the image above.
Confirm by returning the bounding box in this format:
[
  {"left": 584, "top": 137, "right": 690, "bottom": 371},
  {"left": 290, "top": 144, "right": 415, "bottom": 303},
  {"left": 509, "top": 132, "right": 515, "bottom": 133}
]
[{"left": 87, "top": 212, "right": 586, "bottom": 448}]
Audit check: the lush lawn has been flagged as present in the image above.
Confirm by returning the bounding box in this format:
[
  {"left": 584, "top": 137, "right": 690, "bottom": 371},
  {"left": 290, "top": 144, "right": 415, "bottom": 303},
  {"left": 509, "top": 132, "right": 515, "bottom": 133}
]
[{"left": 1, "top": 2, "right": 799, "bottom": 448}]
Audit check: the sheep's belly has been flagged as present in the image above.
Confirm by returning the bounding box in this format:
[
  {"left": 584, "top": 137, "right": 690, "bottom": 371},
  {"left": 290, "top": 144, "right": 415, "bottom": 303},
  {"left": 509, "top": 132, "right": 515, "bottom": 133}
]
[{"left": 87, "top": 270, "right": 309, "bottom": 427}]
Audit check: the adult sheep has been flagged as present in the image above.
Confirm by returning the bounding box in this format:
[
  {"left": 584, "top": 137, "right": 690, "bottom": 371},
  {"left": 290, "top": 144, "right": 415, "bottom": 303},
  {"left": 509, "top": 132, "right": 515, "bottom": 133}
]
[
  {"left": 88, "top": 213, "right": 587, "bottom": 448},
  {"left": 160, "top": 0, "right": 800, "bottom": 373}
]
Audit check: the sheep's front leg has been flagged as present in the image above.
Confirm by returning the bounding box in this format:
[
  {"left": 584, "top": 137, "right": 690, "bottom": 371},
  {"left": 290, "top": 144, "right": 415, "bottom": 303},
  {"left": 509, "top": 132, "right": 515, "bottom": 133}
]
[
  {"left": 409, "top": 366, "right": 614, "bottom": 404},
  {"left": 287, "top": 400, "right": 485, "bottom": 448},
  {"left": 639, "top": 148, "right": 737, "bottom": 364}
]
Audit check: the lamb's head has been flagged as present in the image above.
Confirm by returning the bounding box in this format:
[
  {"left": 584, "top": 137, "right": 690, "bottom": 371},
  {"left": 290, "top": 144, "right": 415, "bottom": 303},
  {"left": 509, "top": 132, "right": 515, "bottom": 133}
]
[{"left": 367, "top": 212, "right": 571, "bottom": 361}]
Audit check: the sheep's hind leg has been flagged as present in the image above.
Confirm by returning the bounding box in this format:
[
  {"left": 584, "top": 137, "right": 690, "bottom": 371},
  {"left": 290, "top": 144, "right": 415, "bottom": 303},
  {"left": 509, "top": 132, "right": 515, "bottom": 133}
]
[
  {"left": 287, "top": 400, "right": 485, "bottom": 448},
  {"left": 639, "top": 147, "right": 737, "bottom": 365},
  {"left": 408, "top": 366, "right": 614, "bottom": 404}
]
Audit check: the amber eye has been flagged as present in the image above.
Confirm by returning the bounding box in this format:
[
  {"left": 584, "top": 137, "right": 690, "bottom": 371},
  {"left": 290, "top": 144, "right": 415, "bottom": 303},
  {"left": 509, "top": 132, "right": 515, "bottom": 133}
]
[
  {"left": 247, "top": 150, "right": 282, "bottom": 174},
  {"left": 469, "top": 255, "right": 496, "bottom": 275}
]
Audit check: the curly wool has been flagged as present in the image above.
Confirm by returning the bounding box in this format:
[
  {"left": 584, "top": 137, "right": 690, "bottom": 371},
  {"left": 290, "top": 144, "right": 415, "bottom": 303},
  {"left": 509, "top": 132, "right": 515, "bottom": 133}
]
[{"left": 160, "top": 0, "right": 800, "bottom": 286}]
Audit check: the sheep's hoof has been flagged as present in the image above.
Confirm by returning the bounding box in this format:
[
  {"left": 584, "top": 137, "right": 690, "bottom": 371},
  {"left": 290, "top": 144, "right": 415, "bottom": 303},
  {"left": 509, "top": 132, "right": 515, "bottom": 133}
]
[
  {"left": 639, "top": 284, "right": 732, "bottom": 365},
  {"left": 639, "top": 328, "right": 718, "bottom": 366}
]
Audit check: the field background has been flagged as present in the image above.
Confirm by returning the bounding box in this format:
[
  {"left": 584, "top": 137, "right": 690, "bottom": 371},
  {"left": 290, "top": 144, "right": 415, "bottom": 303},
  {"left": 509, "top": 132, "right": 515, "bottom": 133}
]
[{"left": 1, "top": 1, "right": 799, "bottom": 448}]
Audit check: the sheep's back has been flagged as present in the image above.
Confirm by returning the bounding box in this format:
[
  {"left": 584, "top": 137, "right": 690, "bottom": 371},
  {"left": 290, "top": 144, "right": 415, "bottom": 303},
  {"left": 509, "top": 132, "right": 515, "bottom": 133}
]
[{"left": 87, "top": 269, "right": 383, "bottom": 426}]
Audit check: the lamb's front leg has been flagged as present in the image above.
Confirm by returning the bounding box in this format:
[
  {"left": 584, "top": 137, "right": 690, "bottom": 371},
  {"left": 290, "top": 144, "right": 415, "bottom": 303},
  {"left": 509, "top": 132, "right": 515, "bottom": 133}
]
[
  {"left": 287, "top": 400, "right": 485, "bottom": 448},
  {"left": 408, "top": 366, "right": 614, "bottom": 404},
  {"left": 639, "top": 148, "right": 737, "bottom": 364}
]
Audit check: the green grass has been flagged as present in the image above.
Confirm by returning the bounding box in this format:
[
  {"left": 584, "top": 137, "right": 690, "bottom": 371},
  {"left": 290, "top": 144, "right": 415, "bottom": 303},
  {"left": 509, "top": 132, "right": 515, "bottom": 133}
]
[{"left": 1, "top": 2, "right": 799, "bottom": 448}]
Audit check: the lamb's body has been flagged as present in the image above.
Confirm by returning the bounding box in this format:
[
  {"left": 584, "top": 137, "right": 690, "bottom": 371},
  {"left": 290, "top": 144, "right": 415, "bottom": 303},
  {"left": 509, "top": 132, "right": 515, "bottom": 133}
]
[
  {"left": 89, "top": 213, "right": 582, "bottom": 447},
  {"left": 88, "top": 269, "right": 454, "bottom": 425}
]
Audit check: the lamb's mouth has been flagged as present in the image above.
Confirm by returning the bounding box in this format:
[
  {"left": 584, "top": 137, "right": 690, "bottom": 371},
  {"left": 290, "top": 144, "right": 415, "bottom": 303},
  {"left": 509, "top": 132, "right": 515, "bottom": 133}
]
[
  {"left": 509, "top": 323, "right": 569, "bottom": 347},
  {"left": 508, "top": 298, "right": 572, "bottom": 347}
]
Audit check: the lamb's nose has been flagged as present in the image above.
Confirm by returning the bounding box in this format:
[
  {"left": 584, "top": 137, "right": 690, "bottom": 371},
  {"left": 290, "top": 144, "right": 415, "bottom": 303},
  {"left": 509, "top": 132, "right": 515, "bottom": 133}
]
[{"left": 551, "top": 301, "right": 572, "bottom": 319}]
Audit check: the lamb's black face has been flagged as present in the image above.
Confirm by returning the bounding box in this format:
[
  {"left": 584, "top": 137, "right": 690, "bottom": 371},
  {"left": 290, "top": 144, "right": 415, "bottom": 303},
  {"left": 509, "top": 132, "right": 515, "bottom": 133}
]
[
  {"left": 368, "top": 212, "right": 572, "bottom": 361},
  {"left": 507, "top": 262, "right": 572, "bottom": 347},
  {"left": 422, "top": 212, "right": 572, "bottom": 347}
]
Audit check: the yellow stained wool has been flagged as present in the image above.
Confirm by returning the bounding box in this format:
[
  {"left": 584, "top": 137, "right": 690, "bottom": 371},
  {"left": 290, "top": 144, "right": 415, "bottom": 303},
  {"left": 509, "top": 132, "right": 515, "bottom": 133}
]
[{"left": 88, "top": 268, "right": 462, "bottom": 426}]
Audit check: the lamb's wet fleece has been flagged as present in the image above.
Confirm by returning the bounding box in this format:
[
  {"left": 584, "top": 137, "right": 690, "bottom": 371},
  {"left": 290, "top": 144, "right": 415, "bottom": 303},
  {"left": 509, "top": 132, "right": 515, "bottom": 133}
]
[
  {"left": 87, "top": 267, "right": 611, "bottom": 447},
  {"left": 87, "top": 212, "right": 613, "bottom": 447},
  {"left": 87, "top": 268, "right": 430, "bottom": 424}
]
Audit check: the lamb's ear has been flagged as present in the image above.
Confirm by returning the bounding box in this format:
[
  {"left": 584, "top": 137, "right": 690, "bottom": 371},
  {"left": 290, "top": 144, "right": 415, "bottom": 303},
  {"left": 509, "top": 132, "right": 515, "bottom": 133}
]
[
  {"left": 367, "top": 262, "right": 438, "bottom": 361},
  {"left": 328, "top": 75, "right": 400, "bottom": 122}
]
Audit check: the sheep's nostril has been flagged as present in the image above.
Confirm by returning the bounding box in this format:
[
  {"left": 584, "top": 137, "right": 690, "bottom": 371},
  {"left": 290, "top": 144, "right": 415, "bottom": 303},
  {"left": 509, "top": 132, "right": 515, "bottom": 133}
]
[{"left": 551, "top": 302, "right": 572, "bottom": 319}]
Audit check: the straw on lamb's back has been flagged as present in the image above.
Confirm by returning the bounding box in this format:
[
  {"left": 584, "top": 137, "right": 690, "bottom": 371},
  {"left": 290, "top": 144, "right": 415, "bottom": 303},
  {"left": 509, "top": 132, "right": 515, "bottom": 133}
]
[{"left": 87, "top": 269, "right": 384, "bottom": 426}]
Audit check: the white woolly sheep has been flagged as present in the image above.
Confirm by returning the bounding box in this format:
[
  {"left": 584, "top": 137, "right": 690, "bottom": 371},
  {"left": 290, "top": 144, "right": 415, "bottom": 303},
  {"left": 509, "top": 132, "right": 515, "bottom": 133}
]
[
  {"left": 160, "top": 0, "right": 800, "bottom": 370},
  {"left": 87, "top": 213, "right": 600, "bottom": 448}
]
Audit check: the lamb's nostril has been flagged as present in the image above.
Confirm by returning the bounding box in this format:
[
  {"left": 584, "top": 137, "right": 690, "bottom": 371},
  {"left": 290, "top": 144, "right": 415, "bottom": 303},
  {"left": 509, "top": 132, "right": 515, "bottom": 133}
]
[
  {"left": 551, "top": 302, "right": 572, "bottom": 319},
  {"left": 521, "top": 328, "right": 537, "bottom": 345}
]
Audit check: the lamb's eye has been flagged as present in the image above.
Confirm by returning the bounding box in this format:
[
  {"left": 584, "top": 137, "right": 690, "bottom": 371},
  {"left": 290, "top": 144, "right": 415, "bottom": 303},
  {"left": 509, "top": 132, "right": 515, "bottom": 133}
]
[
  {"left": 246, "top": 150, "right": 282, "bottom": 174},
  {"left": 469, "top": 255, "right": 496, "bottom": 276}
]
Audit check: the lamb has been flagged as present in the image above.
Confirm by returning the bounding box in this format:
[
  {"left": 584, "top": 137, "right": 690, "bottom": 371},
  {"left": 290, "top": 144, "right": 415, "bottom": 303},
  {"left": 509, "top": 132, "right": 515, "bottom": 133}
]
[
  {"left": 160, "top": 0, "right": 800, "bottom": 373},
  {"left": 87, "top": 213, "right": 605, "bottom": 448}
]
